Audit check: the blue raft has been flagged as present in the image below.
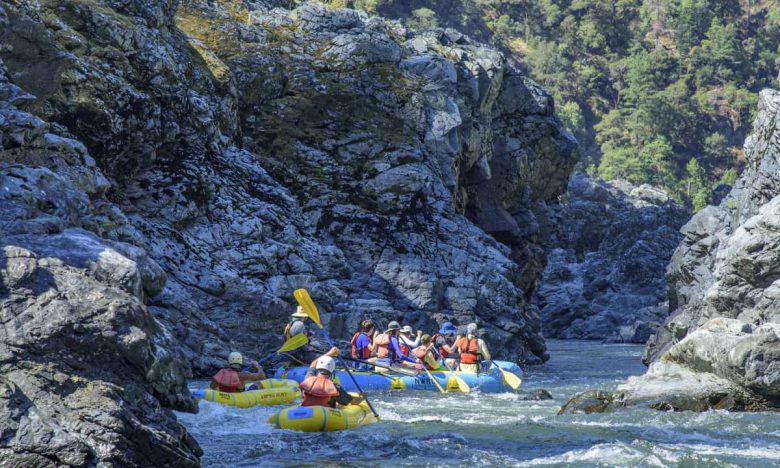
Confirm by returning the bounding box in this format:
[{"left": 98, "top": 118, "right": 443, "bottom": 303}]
[{"left": 273, "top": 360, "right": 523, "bottom": 393}]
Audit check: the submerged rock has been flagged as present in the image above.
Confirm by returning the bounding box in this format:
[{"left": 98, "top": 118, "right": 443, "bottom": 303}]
[
  {"left": 516, "top": 389, "right": 553, "bottom": 401},
  {"left": 537, "top": 173, "right": 688, "bottom": 342}
]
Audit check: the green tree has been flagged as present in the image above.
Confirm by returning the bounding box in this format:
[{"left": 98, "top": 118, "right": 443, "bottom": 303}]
[{"left": 669, "top": 0, "right": 712, "bottom": 52}]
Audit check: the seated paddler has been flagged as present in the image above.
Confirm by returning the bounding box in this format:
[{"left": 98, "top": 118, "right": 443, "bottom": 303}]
[
  {"left": 300, "top": 347, "right": 366, "bottom": 408},
  {"left": 210, "top": 351, "right": 266, "bottom": 392}
]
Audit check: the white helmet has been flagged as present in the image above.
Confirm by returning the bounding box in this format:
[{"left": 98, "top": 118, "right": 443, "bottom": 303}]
[
  {"left": 228, "top": 351, "right": 243, "bottom": 368},
  {"left": 315, "top": 356, "right": 336, "bottom": 374}
]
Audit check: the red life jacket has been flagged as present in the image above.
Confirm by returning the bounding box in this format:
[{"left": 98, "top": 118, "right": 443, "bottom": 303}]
[
  {"left": 413, "top": 346, "right": 434, "bottom": 369},
  {"left": 299, "top": 374, "right": 340, "bottom": 407},
  {"left": 432, "top": 333, "right": 448, "bottom": 358},
  {"left": 374, "top": 333, "right": 392, "bottom": 359},
  {"left": 399, "top": 340, "right": 411, "bottom": 357},
  {"left": 212, "top": 368, "right": 243, "bottom": 393},
  {"left": 455, "top": 337, "right": 480, "bottom": 364},
  {"left": 351, "top": 332, "right": 372, "bottom": 360}
]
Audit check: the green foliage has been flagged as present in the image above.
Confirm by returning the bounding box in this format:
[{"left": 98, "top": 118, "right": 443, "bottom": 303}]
[
  {"left": 362, "top": 0, "right": 780, "bottom": 210},
  {"left": 719, "top": 168, "right": 738, "bottom": 186}
]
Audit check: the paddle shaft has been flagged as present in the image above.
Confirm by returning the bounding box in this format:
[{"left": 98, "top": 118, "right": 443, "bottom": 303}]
[
  {"left": 318, "top": 326, "right": 380, "bottom": 418},
  {"left": 340, "top": 356, "right": 418, "bottom": 376}
]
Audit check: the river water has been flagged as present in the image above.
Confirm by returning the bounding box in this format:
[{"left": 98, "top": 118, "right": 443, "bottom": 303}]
[{"left": 178, "top": 340, "right": 780, "bottom": 467}]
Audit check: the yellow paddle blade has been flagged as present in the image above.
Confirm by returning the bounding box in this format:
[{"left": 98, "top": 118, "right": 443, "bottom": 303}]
[
  {"left": 454, "top": 375, "right": 470, "bottom": 393},
  {"left": 501, "top": 369, "right": 523, "bottom": 390},
  {"left": 293, "top": 289, "right": 321, "bottom": 327},
  {"left": 276, "top": 333, "right": 309, "bottom": 353}
]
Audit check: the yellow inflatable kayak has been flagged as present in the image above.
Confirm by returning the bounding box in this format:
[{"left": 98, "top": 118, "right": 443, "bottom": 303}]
[
  {"left": 192, "top": 378, "right": 300, "bottom": 408},
  {"left": 268, "top": 401, "right": 377, "bottom": 432}
]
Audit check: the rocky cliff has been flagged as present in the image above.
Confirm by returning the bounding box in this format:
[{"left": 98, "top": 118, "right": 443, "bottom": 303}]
[
  {"left": 1, "top": 0, "right": 576, "bottom": 462},
  {"left": 561, "top": 90, "right": 780, "bottom": 414},
  {"left": 537, "top": 173, "right": 688, "bottom": 343}
]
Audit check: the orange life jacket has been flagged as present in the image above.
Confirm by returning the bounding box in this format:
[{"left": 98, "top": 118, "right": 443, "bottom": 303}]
[
  {"left": 374, "top": 333, "right": 392, "bottom": 359},
  {"left": 455, "top": 337, "right": 480, "bottom": 364},
  {"left": 299, "top": 374, "right": 340, "bottom": 407},
  {"left": 212, "top": 368, "right": 243, "bottom": 393},
  {"left": 351, "top": 332, "right": 372, "bottom": 360},
  {"left": 413, "top": 346, "right": 434, "bottom": 369},
  {"left": 431, "top": 333, "right": 448, "bottom": 358}
]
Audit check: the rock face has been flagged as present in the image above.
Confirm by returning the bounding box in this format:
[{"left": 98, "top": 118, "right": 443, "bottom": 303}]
[
  {"left": 1, "top": 0, "right": 576, "bottom": 372},
  {"left": 537, "top": 173, "right": 688, "bottom": 343},
  {"left": 561, "top": 90, "right": 780, "bottom": 413},
  {"left": 0, "top": 66, "right": 200, "bottom": 464},
  {"left": 1, "top": 0, "right": 576, "bottom": 463}
]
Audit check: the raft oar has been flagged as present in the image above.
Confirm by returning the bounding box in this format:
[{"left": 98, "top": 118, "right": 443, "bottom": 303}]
[
  {"left": 421, "top": 365, "right": 447, "bottom": 394},
  {"left": 257, "top": 334, "right": 309, "bottom": 365},
  {"left": 490, "top": 360, "right": 522, "bottom": 390},
  {"left": 294, "top": 289, "right": 380, "bottom": 420},
  {"left": 340, "top": 356, "right": 419, "bottom": 377}
]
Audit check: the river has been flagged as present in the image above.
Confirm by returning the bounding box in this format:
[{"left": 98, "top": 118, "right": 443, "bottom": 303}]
[{"left": 177, "top": 340, "right": 780, "bottom": 466}]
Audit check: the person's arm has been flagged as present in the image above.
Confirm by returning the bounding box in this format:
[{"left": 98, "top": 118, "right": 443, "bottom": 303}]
[
  {"left": 239, "top": 361, "right": 266, "bottom": 382},
  {"left": 423, "top": 349, "right": 439, "bottom": 369},
  {"left": 408, "top": 334, "right": 421, "bottom": 348},
  {"left": 479, "top": 339, "right": 491, "bottom": 362},
  {"left": 333, "top": 386, "right": 363, "bottom": 407},
  {"left": 391, "top": 337, "right": 416, "bottom": 363}
]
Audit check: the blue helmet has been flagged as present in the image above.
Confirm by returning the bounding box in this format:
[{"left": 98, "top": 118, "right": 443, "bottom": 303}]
[{"left": 438, "top": 321, "right": 458, "bottom": 336}]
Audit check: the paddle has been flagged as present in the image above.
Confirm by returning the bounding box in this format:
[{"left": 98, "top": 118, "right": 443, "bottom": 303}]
[
  {"left": 412, "top": 345, "right": 446, "bottom": 393},
  {"left": 489, "top": 360, "right": 522, "bottom": 390},
  {"left": 257, "top": 333, "right": 310, "bottom": 365},
  {"left": 294, "top": 289, "right": 380, "bottom": 419},
  {"left": 339, "top": 356, "right": 419, "bottom": 377}
]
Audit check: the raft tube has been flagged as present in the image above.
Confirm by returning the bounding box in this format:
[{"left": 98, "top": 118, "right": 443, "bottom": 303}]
[
  {"left": 192, "top": 378, "right": 300, "bottom": 408},
  {"left": 269, "top": 401, "right": 377, "bottom": 432},
  {"left": 273, "top": 361, "right": 523, "bottom": 393}
]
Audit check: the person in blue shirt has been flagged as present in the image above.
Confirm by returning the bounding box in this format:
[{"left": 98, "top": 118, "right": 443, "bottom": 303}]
[
  {"left": 350, "top": 319, "right": 375, "bottom": 369},
  {"left": 371, "top": 321, "right": 418, "bottom": 369}
]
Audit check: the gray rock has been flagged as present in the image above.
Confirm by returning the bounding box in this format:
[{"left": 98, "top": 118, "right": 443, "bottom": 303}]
[
  {"left": 537, "top": 173, "right": 688, "bottom": 342},
  {"left": 564, "top": 90, "right": 780, "bottom": 413},
  {"left": 0, "top": 0, "right": 579, "bottom": 460}
]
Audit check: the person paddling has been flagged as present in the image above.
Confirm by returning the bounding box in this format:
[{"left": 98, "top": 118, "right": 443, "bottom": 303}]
[
  {"left": 413, "top": 334, "right": 443, "bottom": 370},
  {"left": 299, "top": 347, "right": 366, "bottom": 408},
  {"left": 210, "top": 352, "right": 266, "bottom": 392},
  {"left": 453, "top": 323, "right": 491, "bottom": 373},
  {"left": 283, "top": 306, "right": 321, "bottom": 363},
  {"left": 350, "top": 319, "right": 375, "bottom": 369},
  {"left": 399, "top": 325, "right": 422, "bottom": 356},
  {"left": 371, "top": 321, "right": 418, "bottom": 369},
  {"left": 432, "top": 321, "right": 458, "bottom": 370}
]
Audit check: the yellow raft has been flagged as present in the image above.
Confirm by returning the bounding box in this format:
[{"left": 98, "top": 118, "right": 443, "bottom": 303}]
[
  {"left": 192, "top": 378, "right": 300, "bottom": 408},
  {"left": 269, "top": 401, "right": 377, "bottom": 432}
]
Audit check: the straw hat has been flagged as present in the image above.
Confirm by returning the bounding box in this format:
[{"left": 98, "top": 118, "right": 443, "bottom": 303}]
[{"left": 292, "top": 305, "right": 308, "bottom": 318}]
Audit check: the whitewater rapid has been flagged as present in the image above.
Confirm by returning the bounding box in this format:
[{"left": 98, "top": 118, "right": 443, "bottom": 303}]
[{"left": 177, "top": 340, "right": 780, "bottom": 467}]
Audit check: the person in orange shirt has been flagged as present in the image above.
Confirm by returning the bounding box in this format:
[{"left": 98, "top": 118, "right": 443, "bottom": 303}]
[{"left": 452, "top": 323, "right": 491, "bottom": 373}]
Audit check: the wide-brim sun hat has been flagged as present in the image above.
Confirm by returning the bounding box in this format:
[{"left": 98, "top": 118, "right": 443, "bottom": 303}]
[
  {"left": 386, "top": 320, "right": 401, "bottom": 332},
  {"left": 400, "top": 325, "right": 413, "bottom": 334},
  {"left": 438, "top": 321, "right": 457, "bottom": 335},
  {"left": 292, "top": 305, "right": 308, "bottom": 318}
]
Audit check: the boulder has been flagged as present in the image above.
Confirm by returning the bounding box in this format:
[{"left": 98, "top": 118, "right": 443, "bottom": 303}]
[{"left": 537, "top": 173, "right": 688, "bottom": 342}]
